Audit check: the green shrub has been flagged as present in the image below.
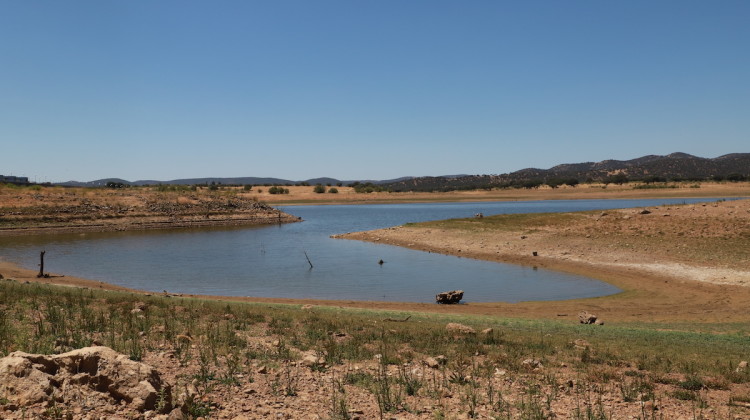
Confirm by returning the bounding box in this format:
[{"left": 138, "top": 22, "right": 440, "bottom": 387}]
[{"left": 268, "top": 186, "right": 289, "bottom": 195}]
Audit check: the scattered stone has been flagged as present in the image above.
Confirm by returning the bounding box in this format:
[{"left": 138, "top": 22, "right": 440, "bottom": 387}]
[
  {"left": 736, "top": 361, "right": 748, "bottom": 373},
  {"left": 436, "top": 290, "right": 464, "bottom": 304},
  {"left": 480, "top": 328, "right": 493, "bottom": 335},
  {"left": 445, "top": 322, "right": 475, "bottom": 335},
  {"left": 639, "top": 209, "right": 652, "bottom": 215},
  {"left": 424, "top": 357, "right": 440, "bottom": 369},
  {"left": 256, "top": 365, "right": 268, "bottom": 374},
  {"left": 167, "top": 407, "right": 186, "bottom": 419},
  {"left": 521, "top": 358, "right": 544, "bottom": 371},
  {"left": 578, "top": 311, "right": 598, "bottom": 324},
  {"left": 301, "top": 304, "right": 314, "bottom": 310},
  {"left": 301, "top": 352, "right": 325, "bottom": 368},
  {"left": 643, "top": 401, "right": 658, "bottom": 412},
  {"left": 573, "top": 339, "right": 591, "bottom": 349},
  {"left": 532, "top": 251, "right": 538, "bottom": 256}
]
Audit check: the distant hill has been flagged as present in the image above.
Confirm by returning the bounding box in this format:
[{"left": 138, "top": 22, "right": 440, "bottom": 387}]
[
  {"left": 54, "top": 153, "right": 749, "bottom": 190},
  {"left": 56, "top": 176, "right": 414, "bottom": 188},
  {"left": 380, "top": 153, "right": 750, "bottom": 192}
]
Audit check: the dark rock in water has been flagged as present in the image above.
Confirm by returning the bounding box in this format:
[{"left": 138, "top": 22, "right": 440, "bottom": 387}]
[{"left": 436, "top": 290, "right": 464, "bottom": 304}]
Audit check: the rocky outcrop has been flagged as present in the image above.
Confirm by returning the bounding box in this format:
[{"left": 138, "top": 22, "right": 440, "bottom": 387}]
[
  {"left": 0, "top": 346, "right": 171, "bottom": 412},
  {"left": 436, "top": 290, "right": 464, "bottom": 304}
]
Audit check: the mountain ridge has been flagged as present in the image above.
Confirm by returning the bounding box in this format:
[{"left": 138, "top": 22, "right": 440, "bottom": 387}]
[{"left": 53, "top": 153, "right": 749, "bottom": 189}]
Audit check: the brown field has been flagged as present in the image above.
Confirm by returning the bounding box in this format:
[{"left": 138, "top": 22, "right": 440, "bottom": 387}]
[{"left": 259, "top": 181, "right": 750, "bottom": 205}]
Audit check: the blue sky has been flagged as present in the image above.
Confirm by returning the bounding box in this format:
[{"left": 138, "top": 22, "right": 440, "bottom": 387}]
[{"left": 1, "top": 1, "right": 748, "bottom": 182}]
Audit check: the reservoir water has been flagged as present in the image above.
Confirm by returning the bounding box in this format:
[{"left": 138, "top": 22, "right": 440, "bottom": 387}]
[{"left": 0, "top": 198, "right": 721, "bottom": 303}]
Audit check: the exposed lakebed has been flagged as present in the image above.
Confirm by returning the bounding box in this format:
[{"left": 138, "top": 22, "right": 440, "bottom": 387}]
[{"left": 0, "top": 198, "right": 722, "bottom": 302}]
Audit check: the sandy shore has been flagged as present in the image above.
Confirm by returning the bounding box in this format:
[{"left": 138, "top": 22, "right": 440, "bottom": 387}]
[{"left": 337, "top": 198, "right": 750, "bottom": 324}]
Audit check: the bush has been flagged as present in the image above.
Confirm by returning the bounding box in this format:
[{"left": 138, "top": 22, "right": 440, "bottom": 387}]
[
  {"left": 313, "top": 184, "right": 326, "bottom": 194},
  {"left": 243, "top": 185, "right": 252, "bottom": 191},
  {"left": 328, "top": 187, "right": 338, "bottom": 194},
  {"left": 268, "top": 186, "right": 289, "bottom": 195},
  {"left": 604, "top": 174, "right": 629, "bottom": 185}
]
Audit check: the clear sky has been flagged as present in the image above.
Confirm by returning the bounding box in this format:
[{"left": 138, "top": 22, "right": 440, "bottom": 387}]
[{"left": 1, "top": 1, "right": 748, "bottom": 183}]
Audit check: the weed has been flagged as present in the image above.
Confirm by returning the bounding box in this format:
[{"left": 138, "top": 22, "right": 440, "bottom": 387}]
[
  {"left": 329, "top": 376, "right": 351, "bottom": 420},
  {"left": 398, "top": 364, "right": 423, "bottom": 396},
  {"left": 372, "top": 358, "right": 403, "bottom": 416},
  {"left": 679, "top": 375, "right": 704, "bottom": 391}
]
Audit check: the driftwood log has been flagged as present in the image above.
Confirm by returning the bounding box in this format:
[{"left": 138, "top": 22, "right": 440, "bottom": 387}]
[{"left": 436, "top": 290, "right": 464, "bottom": 304}]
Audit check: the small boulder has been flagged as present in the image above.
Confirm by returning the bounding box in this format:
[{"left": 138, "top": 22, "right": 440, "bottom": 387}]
[
  {"left": 445, "top": 323, "right": 475, "bottom": 335},
  {"left": 578, "top": 311, "right": 597, "bottom": 324},
  {"left": 521, "top": 359, "right": 544, "bottom": 371},
  {"left": 424, "top": 357, "right": 440, "bottom": 369},
  {"left": 573, "top": 339, "right": 590, "bottom": 349},
  {"left": 301, "top": 352, "right": 325, "bottom": 368}
]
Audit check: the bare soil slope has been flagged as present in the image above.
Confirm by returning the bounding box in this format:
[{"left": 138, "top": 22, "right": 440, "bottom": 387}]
[{"left": 0, "top": 185, "right": 297, "bottom": 235}]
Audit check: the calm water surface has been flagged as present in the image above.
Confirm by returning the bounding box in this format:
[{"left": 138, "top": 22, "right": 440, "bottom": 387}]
[{"left": 0, "top": 198, "right": 722, "bottom": 303}]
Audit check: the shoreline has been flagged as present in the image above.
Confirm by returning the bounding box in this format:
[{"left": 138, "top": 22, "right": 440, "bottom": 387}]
[
  {"left": 2, "top": 189, "right": 749, "bottom": 326},
  {"left": 336, "top": 198, "right": 750, "bottom": 324},
  {"left": 0, "top": 214, "right": 300, "bottom": 237},
  {"left": 3, "top": 239, "right": 750, "bottom": 325}
]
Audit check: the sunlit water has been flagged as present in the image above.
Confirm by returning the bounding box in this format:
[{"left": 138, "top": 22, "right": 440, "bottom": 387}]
[{"left": 0, "top": 198, "right": 724, "bottom": 303}]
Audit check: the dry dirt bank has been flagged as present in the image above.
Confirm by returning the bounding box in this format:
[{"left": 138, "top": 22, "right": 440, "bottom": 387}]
[
  {"left": 338, "top": 198, "right": 750, "bottom": 325},
  {"left": 0, "top": 185, "right": 298, "bottom": 236}
]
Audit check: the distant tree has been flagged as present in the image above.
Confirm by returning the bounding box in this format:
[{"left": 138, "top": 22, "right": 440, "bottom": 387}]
[
  {"left": 727, "top": 173, "right": 746, "bottom": 182},
  {"left": 521, "top": 179, "right": 543, "bottom": 189},
  {"left": 563, "top": 178, "right": 579, "bottom": 187},
  {"left": 243, "top": 185, "right": 252, "bottom": 191},
  {"left": 546, "top": 179, "right": 562, "bottom": 189},
  {"left": 642, "top": 176, "right": 666, "bottom": 184},
  {"left": 328, "top": 187, "right": 339, "bottom": 194},
  {"left": 313, "top": 184, "right": 326, "bottom": 194},
  {"left": 604, "top": 174, "right": 629, "bottom": 185},
  {"left": 269, "top": 186, "right": 289, "bottom": 194}
]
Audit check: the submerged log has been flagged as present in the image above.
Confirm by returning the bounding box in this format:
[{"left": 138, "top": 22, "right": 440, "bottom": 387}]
[{"left": 436, "top": 290, "right": 464, "bottom": 304}]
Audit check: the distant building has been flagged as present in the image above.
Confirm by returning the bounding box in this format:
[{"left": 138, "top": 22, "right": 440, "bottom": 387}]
[{"left": 0, "top": 175, "right": 29, "bottom": 184}]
